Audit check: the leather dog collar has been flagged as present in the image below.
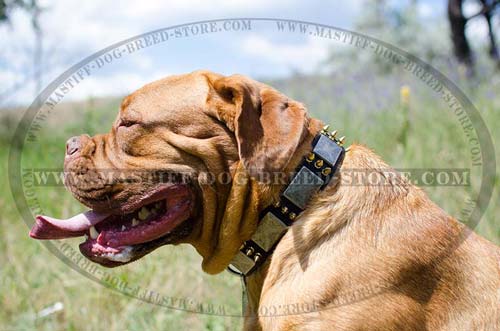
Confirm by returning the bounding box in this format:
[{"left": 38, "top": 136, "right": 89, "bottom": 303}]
[{"left": 228, "top": 126, "right": 346, "bottom": 276}]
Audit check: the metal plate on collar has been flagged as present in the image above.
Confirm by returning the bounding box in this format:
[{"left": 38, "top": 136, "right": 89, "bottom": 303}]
[
  {"left": 313, "top": 134, "right": 343, "bottom": 167},
  {"left": 283, "top": 166, "right": 324, "bottom": 209},
  {"left": 229, "top": 251, "right": 255, "bottom": 275},
  {"left": 252, "top": 212, "right": 288, "bottom": 252}
]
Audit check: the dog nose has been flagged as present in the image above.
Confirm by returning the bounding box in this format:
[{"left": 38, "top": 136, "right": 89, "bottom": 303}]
[{"left": 66, "top": 136, "right": 81, "bottom": 156}]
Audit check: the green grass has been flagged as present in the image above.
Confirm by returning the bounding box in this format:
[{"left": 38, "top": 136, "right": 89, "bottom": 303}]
[{"left": 0, "top": 74, "right": 499, "bottom": 330}]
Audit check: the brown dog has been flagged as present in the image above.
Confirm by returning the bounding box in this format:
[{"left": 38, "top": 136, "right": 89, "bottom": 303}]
[{"left": 30, "top": 70, "right": 500, "bottom": 330}]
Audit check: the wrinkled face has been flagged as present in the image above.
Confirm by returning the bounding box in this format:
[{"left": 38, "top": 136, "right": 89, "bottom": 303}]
[
  {"left": 30, "top": 70, "right": 312, "bottom": 271},
  {"left": 62, "top": 71, "right": 240, "bottom": 266}
]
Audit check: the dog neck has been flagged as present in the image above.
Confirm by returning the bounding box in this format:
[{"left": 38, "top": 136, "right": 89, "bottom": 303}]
[
  {"left": 241, "top": 117, "right": 346, "bottom": 311},
  {"left": 184, "top": 117, "right": 325, "bottom": 275},
  {"left": 228, "top": 123, "right": 346, "bottom": 276},
  {"left": 242, "top": 142, "right": 402, "bottom": 313}
]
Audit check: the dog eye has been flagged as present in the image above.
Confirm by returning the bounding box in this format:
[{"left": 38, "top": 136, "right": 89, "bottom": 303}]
[{"left": 118, "top": 119, "right": 139, "bottom": 128}]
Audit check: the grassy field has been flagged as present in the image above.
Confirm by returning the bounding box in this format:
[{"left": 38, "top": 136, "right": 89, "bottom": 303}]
[{"left": 0, "top": 70, "right": 499, "bottom": 330}]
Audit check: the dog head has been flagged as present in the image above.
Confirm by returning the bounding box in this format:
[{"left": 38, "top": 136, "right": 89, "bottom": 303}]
[{"left": 30, "top": 70, "right": 322, "bottom": 273}]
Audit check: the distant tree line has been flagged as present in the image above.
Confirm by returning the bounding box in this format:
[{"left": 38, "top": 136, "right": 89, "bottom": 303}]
[
  {"left": 448, "top": 0, "right": 500, "bottom": 75},
  {"left": 351, "top": 0, "right": 499, "bottom": 76},
  {"left": 0, "top": 0, "right": 40, "bottom": 22}
]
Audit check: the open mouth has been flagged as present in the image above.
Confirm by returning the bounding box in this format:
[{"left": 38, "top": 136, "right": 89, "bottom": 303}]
[{"left": 29, "top": 184, "right": 194, "bottom": 267}]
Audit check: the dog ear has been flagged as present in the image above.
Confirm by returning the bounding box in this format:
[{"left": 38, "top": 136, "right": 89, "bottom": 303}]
[{"left": 212, "top": 74, "right": 308, "bottom": 178}]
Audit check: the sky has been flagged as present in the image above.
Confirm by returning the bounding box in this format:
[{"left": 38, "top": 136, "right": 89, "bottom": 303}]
[{"left": 0, "top": 0, "right": 493, "bottom": 106}]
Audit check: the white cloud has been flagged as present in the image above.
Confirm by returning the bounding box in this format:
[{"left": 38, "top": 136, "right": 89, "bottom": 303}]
[
  {"left": 417, "top": 3, "right": 434, "bottom": 18},
  {"left": 117, "top": 0, "right": 293, "bottom": 20},
  {"left": 241, "top": 34, "right": 334, "bottom": 73},
  {"left": 35, "top": 0, "right": 300, "bottom": 52}
]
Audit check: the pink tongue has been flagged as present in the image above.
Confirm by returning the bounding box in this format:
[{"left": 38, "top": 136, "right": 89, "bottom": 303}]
[
  {"left": 97, "top": 200, "right": 191, "bottom": 247},
  {"left": 29, "top": 211, "right": 109, "bottom": 240}
]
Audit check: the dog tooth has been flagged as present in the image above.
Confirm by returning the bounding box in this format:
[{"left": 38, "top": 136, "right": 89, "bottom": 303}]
[
  {"left": 132, "top": 218, "right": 139, "bottom": 226},
  {"left": 89, "top": 226, "right": 99, "bottom": 239},
  {"left": 121, "top": 225, "right": 126, "bottom": 231},
  {"left": 138, "top": 207, "right": 150, "bottom": 220},
  {"left": 84, "top": 234, "right": 89, "bottom": 241}
]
